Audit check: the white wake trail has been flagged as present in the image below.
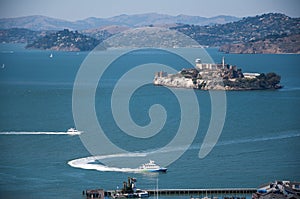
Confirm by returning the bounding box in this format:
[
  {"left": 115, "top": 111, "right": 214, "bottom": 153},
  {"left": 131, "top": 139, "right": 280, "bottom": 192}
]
[
  {"left": 0, "top": 131, "right": 81, "bottom": 135},
  {"left": 67, "top": 130, "right": 300, "bottom": 173},
  {"left": 68, "top": 153, "right": 146, "bottom": 173}
]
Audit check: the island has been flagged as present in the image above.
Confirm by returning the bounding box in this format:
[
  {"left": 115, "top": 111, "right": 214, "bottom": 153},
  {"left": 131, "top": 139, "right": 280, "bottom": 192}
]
[
  {"left": 153, "top": 57, "right": 282, "bottom": 90},
  {"left": 25, "top": 29, "right": 101, "bottom": 51}
]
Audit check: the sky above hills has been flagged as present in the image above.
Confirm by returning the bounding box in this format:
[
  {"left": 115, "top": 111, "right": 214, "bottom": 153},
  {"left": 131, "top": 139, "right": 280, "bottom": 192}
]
[{"left": 0, "top": 0, "right": 299, "bottom": 20}]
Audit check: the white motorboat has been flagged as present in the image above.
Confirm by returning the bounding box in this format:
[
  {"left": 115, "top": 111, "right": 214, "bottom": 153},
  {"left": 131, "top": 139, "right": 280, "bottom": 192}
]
[
  {"left": 138, "top": 160, "right": 167, "bottom": 172},
  {"left": 67, "top": 128, "right": 81, "bottom": 136}
]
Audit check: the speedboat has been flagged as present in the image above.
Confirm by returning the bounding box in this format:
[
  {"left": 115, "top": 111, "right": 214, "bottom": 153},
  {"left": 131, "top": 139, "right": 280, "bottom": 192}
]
[
  {"left": 138, "top": 160, "right": 167, "bottom": 172},
  {"left": 67, "top": 128, "right": 81, "bottom": 136}
]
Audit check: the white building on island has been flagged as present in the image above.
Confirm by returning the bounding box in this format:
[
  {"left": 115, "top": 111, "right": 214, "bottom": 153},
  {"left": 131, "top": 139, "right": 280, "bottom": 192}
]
[
  {"left": 195, "top": 57, "right": 226, "bottom": 70},
  {"left": 243, "top": 72, "right": 260, "bottom": 79}
]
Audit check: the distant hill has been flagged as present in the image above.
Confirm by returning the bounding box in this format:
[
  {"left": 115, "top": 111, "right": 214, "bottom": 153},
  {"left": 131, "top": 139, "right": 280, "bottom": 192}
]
[
  {"left": 0, "top": 15, "right": 76, "bottom": 31},
  {"left": 101, "top": 27, "right": 200, "bottom": 49},
  {"left": 0, "top": 28, "right": 45, "bottom": 43},
  {"left": 219, "top": 34, "right": 300, "bottom": 54},
  {"left": 172, "top": 13, "right": 300, "bottom": 53},
  {"left": 81, "top": 25, "right": 130, "bottom": 41},
  {"left": 172, "top": 13, "right": 300, "bottom": 46},
  {"left": 0, "top": 13, "right": 240, "bottom": 31}
]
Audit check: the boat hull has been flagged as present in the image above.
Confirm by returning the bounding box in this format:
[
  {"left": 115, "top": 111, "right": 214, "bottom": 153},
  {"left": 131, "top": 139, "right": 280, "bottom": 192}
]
[{"left": 141, "top": 168, "right": 167, "bottom": 172}]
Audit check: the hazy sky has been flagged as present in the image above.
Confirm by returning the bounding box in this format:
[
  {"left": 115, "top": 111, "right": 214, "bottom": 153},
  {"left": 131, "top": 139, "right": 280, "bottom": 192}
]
[{"left": 0, "top": 0, "right": 299, "bottom": 20}]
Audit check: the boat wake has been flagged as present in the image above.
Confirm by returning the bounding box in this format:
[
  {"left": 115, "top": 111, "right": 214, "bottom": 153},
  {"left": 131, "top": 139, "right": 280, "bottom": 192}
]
[
  {"left": 216, "top": 130, "right": 300, "bottom": 147},
  {"left": 280, "top": 87, "right": 300, "bottom": 92},
  {"left": 68, "top": 154, "right": 147, "bottom": 173},
  {"left": 0, "top": 131, "right": 81, "bottom": 136},
  {"left": 68, "top": 130, "right": 300, "bottom": 173},
  {"left": 1, "top": 51, "right": 14, "bottom": 54}
]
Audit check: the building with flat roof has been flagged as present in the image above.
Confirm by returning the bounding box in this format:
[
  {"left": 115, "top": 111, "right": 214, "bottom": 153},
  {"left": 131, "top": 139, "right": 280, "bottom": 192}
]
[{"left": 195, "top": 57, "right": 226, "bottom": 70}]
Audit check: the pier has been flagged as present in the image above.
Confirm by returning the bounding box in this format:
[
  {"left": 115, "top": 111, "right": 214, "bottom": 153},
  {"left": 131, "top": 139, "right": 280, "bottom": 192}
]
[
  {"left": 146, "top": 188, "right": 256, "bottom": 196},
  {"left": 105, "top": 188, "right": 256, "bottom": 197}
]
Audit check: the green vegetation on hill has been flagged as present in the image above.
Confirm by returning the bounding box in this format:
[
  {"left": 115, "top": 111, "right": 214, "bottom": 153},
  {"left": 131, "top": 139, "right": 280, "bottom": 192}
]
[
  {"left": 223, "top": 72, "right": 282, "bottom": 90},
  {"left": 81, "top": 29, "right": 112, "bottom": 41}
]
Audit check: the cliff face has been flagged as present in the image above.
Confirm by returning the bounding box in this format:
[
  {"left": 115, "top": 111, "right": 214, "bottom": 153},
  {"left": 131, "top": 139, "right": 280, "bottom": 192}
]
[{"left": 154, "top": 75, "right": 196, "bottom": 89}]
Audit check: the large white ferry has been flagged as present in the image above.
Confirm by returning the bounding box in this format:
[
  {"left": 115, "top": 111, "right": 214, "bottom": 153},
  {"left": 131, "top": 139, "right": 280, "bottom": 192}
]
[{"left": 138, "top": 160, "right": 167, "bottom": 172}]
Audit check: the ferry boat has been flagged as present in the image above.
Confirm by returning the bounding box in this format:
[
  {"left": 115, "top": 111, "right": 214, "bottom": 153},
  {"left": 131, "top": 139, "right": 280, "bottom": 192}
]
[
  {"left": 67, "top": 128, "right": 81, "bottom": 136},
  {"left": 138, "top": 160, "right": 167, "bottom": 172}
]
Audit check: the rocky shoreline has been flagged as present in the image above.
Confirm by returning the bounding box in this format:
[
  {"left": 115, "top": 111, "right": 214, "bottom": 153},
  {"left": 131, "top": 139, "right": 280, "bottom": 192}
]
[{"left": 153, "top": 58, "right": 282, "bottom": 91}]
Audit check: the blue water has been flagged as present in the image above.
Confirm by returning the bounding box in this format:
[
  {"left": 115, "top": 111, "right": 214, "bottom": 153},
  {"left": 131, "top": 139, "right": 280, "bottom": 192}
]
[{"left": 0, "top": 44, "right": 300, "bottom": 199}]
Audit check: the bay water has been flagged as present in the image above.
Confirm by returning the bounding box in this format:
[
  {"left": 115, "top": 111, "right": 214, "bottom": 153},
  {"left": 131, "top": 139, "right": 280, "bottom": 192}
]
[{"left": 0, "top": 44, "right": 299, "bottom": 199}]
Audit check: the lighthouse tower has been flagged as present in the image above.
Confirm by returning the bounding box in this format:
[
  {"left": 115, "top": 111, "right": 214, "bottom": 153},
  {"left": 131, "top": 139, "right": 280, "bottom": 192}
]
[
  {"left": 222, "top": 56, "right": 225, "bottom": 68},
  {"left": 195, "top": 58, "right": 202, "bottom": 70}
]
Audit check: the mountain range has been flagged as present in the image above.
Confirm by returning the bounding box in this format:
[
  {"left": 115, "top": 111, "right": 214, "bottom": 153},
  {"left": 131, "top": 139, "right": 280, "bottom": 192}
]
[
  {"left": 0, "top": 13, "right": 240, "bottom": 31},
  {"left": 0, "top": 13, "right": 299, "bottom": 53}
]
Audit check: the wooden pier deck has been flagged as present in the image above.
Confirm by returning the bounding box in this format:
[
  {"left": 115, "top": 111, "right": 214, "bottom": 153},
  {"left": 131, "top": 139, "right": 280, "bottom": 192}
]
[{"left": 105, "top": 188, "right": 256, "bottom": 197}]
